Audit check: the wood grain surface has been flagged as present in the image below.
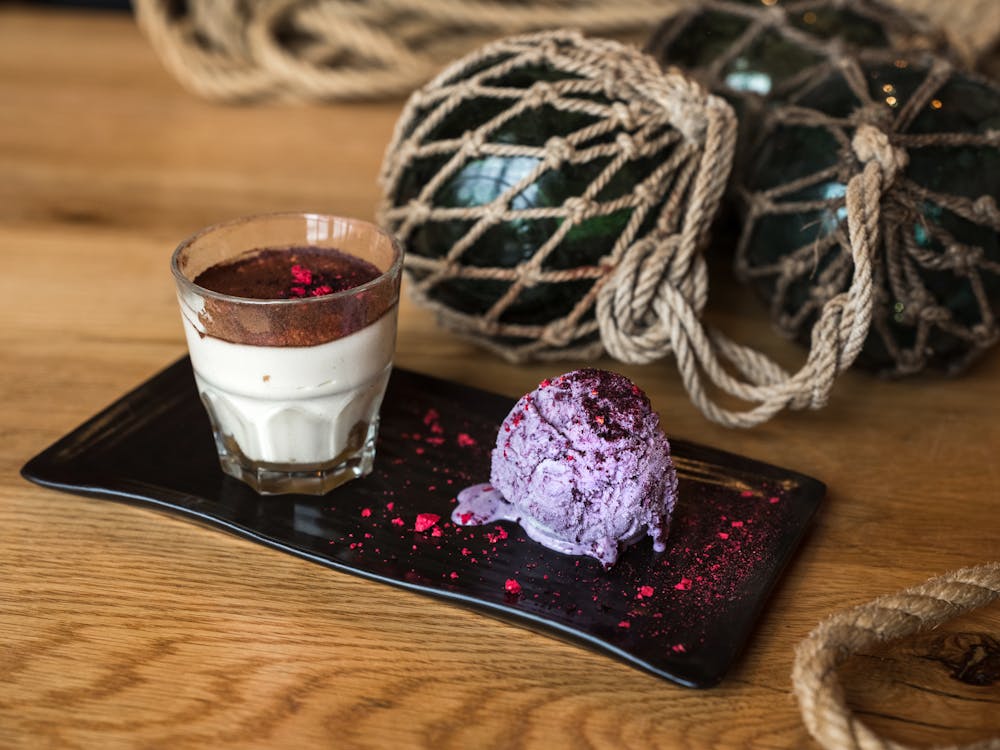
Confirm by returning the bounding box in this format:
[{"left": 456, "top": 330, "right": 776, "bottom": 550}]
[{"left": 2, "top": 6, "right": 998, "bottom": 749}]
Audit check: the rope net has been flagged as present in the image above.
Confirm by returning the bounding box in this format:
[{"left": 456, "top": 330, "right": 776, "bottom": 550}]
[
  {"left": 379, "top": 30, "right": 734, "bottom": 362},
  {"left": 735, "top": 55, "right": 1000, "bottom": 376},
  {"left": 380, "top": 30, "right": 892, "bottom": 428},
  {"left": 645, "top": 0, "right": 956, "bottom": 111},
  {"left": 644, "top": 0, "right": 958, "bottom": 181}
]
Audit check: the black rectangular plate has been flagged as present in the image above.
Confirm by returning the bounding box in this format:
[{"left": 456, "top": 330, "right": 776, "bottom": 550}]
[{"left": 22, "top": 358, "right": 824, "bottom": 688}]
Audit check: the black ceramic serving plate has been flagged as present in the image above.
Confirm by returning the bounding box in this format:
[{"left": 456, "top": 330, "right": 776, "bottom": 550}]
[{"left": 22, "top": 358, "right": 824, "bottom": 688}]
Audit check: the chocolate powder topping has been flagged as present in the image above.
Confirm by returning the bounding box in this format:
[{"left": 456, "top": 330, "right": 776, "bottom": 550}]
[
  {"left": 194, "top": 247, "right": 381, "bottom": 299},
  {"left": 185, "top": 246, "right": 399, "bottom": 347}
]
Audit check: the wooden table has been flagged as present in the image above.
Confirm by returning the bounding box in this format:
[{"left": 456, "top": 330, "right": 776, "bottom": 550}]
[{"left": 3, "top": 7, "right": 998, "bottom": 748}]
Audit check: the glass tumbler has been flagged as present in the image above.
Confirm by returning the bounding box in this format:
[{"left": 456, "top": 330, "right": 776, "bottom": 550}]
[{"left": 171, "top": 213, "right": 402, "bottom": 495}]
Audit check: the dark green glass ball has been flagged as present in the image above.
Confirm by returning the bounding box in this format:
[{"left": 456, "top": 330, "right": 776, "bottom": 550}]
[
  {"left": 647, "top": 0, "right": 946, "bottom": 103},
  {"left": 740, "top": 60, "right": 1000, "bottom": 374},
  {"left": 391, "top": 63, "right": 674, "bottom": 348},
  {"left": 645, "top": 0, "right": 951, "bottom": 184}
]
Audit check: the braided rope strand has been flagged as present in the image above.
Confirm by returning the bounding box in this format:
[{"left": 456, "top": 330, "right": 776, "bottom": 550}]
[
  {"left": 134, "top": 0, "right": 694, "bottom": 101},
  {"left": 792, "top": 562, "right": 1000, "bottom": 750}
]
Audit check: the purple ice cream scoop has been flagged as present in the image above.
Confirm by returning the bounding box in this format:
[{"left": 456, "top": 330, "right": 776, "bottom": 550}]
[{"left": 453, "top": 369, "right": 677, "bottom": 567}]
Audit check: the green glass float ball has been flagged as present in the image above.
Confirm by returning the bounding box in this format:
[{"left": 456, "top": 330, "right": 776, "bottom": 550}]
[
  {"left": 646, "top": 0, "right": 945, "bottom": 104},
  {"left": 391, "top": 62, "right": 673, "bottom": 345},
  {"left": 739, "top": 59, "right": 1000, "bottom": 375},
  {"left": 645, "top": 0, "right": 951, "bottom": 186}
]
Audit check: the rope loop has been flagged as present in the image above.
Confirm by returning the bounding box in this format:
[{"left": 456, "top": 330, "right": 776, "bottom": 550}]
[
  {"left": 594, "top": 146, "right": 878, "bottom": 427},
  {"left": 599, "top": 234, "right": 700, "bottom": 364},
  {"left": 793, "top": 562, "right": 1000, "bottom": 750}
]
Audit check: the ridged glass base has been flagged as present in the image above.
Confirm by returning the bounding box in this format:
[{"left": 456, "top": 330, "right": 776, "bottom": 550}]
[{"left": 213, "top": 417, "right": 379, "bottom": 495}]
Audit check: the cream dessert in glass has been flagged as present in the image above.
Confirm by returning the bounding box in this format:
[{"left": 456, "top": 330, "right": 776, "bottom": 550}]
[{"left": 171, "top": 213, "right": 402, "bottom": 495}]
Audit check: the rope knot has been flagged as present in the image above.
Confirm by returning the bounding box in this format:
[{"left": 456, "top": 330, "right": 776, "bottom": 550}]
[
  {"left": 945, "top": 242, "right": 982, "bottom": 271},
  {"left": 600, "top": 70, "right": 622, "bottom": 101},
  {"left": 631, "top": 179, "right": 656, "bottom": 205},
  {"left": 518, "top": 264, "right": 544, "bottom": 286},
  {"left": 648, "top": 72, "right": 709, "bottom": 144},
  {"left": 461, "top": 131, "right": 486, "bottom": 158},
  {"left": 762, "top": 5, "right": 786, "bottom": 26},
  {"left": 973, "top": 194, "right": 999, "bottom": 223},
  {"left": 527, "top": 80, "right": 554, "bottom": 106},
  {"left": 541, "top": 318, "right": 575, "bottom": 348},
  {"left": 406, "top": 200, "right": 432, "bottom": 224},
  {"left": 611, "top": 101, "right": 638, "bottom": 131},
  {"left": 918, "top": 304, "right": 950, "bottom": 323},
  {"left": 851, "top": 124, "right": 907, "bottom": 182},
  {"left": 483, "top": 201, "right": 507, "bottom": 224},
  {"left": 398, "top": 141, "right": 420, "bottom": 165},
  {"left": 615, "top": 132, "right": 639, "bottom": 160},
  {"left": 544, "top": 136, "right": 574, "bottom": 166},
  {"left": 563, "top": 196, "right": 593, "bottom": 223}
]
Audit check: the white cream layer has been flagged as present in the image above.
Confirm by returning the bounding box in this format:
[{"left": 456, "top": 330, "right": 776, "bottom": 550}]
[{"left": 181, "top": 308, "right": 397, "bottom": 465}]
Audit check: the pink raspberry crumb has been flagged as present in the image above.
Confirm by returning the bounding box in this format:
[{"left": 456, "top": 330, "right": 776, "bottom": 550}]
[
  {"left": 290, "top": 265, "right": 312, "bottom": 284},
  {"left": 414, "top": 513, "right": 440, "bottom": 532}
]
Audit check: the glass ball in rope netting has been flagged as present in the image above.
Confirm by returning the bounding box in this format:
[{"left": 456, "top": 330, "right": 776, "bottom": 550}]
[
  {"left": 736, "top": 54, "right": 1000, "bottom": 376},
  {"left": 645, "top": 0, "right": 956, "bottom": 174},
  {"left": 378, "top": 30, "right": 735, "bottom": 362}
]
